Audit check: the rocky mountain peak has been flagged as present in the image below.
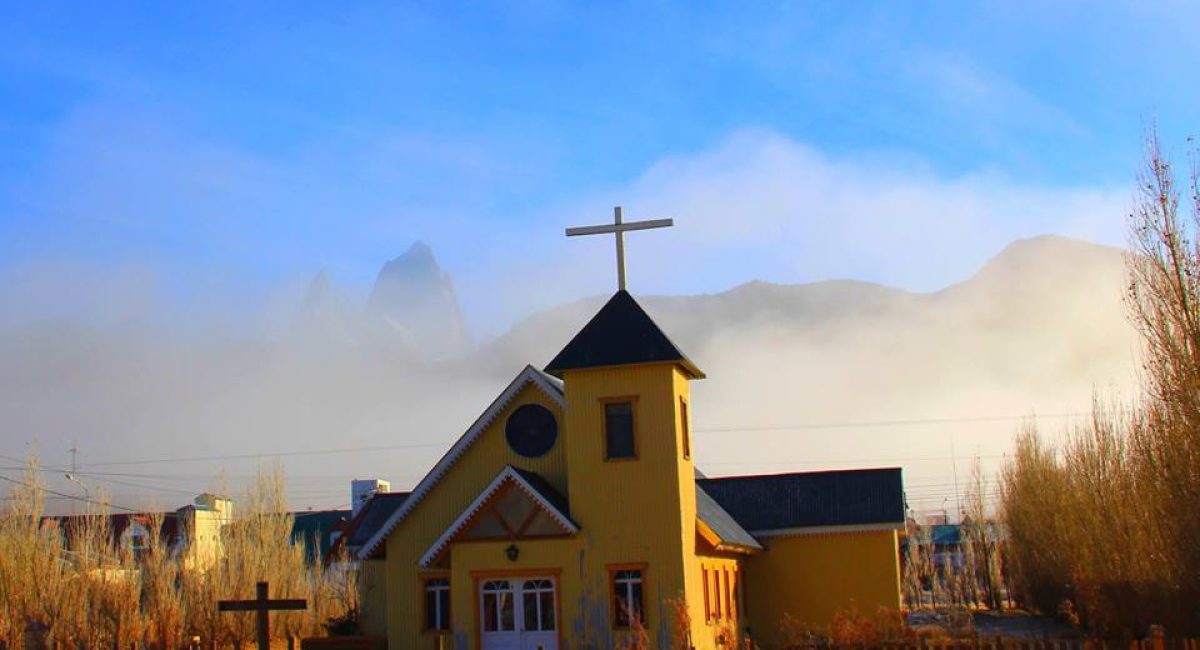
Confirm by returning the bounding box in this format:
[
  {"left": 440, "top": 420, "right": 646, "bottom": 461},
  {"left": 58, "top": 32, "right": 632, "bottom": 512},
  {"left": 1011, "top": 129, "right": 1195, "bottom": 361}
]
[
  {"left": 377, "top": 241, "right": 439, "bottom": 280},
  {"left": 302, "top": 270, "right": 332, "bottom": 307},
  {"left": 293, "top": 269, "right": 358, "bottom": 345},
  {"left": 365, "top": 241, "right": 471, "bottom": 359}
]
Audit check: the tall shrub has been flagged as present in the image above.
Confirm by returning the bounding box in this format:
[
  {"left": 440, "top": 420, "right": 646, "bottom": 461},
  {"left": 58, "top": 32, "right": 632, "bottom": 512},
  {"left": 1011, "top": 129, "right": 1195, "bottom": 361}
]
[
  {"left": 1001, "top": 132, "right": 1200, "bottom": 635},
  {"left": 0, "top": 461, "right": 358, "bottom": 648}
]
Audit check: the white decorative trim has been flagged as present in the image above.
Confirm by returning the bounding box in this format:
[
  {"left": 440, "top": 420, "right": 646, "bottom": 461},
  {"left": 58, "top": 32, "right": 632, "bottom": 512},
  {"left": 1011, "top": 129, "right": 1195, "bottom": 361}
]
[
  {"left": 418, "top": 465, "right": 578, "bottom": 567},
  {"left": 357, "top": 366, "right": 565, "bottom": 559},
  {"left": 750, "top": 522, "right": 904, "bottom": 538}
]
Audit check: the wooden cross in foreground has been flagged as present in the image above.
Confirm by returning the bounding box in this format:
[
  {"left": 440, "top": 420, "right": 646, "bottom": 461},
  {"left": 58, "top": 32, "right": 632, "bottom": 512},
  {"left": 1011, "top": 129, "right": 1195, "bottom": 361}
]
[
  {"left": 566, "top": 206, "right": 673, "bottom": 292},
  {"left": 218, "top": 581, "right": 307, "bottom": 650}
]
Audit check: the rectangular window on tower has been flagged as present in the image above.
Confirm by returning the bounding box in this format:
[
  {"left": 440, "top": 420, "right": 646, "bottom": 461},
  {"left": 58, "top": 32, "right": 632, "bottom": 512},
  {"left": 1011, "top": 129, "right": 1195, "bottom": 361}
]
[
  {"left": 603, "top": 400, "right": 637, "bottom": 460},
  {"left": 679, "top": 396, "right": 691, "bottom": 460}
]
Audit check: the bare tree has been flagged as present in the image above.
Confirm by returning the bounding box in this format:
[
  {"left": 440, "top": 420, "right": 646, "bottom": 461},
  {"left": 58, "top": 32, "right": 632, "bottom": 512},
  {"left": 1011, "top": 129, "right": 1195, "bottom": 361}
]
[
  {"left": 1001, "top": 130, "right": 1200, "bottom": 635},
  {"left": 1125, "top": 131, "right": 1200, "bottom": 600}
]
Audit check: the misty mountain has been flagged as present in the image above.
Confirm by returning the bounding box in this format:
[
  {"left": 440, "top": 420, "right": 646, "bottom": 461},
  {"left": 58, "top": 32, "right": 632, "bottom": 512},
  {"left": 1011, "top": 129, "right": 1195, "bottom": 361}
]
[
  {"left": 467, "top": 235, "right": 1135, "bottom": 515},
  {"left": 479, "top": 235, "right": 1131, "bottom": 387},
  {"left": 293, "top": 270, "right": 360, "bottom": 345},
  {"left": 290, "top": 242, "right": 473, "bottom": 359},
  {"left": 0, "top": 235, "right": 1138, "bottom": 514},
  {"left": 364, "top": 242, "right": 471, "bottom": 360}
]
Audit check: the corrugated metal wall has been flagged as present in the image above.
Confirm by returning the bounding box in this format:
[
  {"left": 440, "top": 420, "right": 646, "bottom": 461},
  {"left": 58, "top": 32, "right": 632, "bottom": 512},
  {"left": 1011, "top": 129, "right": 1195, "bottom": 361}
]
[
  {"left": 384, "top": 384, "right": 567, "bottom": 649},
  {"left": 562, "top": 363, "right": 698, "bottom": 649},
  {"left": 743, "top": 530, "right": 903, "bottom": 649},
  {"left": 378, "top": 361, "right": 706, "bottom": 649}
]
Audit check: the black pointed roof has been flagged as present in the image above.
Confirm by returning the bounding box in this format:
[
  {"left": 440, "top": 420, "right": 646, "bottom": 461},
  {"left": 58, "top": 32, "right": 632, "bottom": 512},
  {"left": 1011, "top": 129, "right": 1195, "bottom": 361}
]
[{"left": 544, "top": 290, "right": 704, "bottom": 378}]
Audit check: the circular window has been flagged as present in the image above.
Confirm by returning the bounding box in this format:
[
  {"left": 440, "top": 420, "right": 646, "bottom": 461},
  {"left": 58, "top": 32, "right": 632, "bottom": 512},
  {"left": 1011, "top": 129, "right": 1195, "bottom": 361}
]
[{"left": 504, "top": 403, "right": 558, "bottom": 458}]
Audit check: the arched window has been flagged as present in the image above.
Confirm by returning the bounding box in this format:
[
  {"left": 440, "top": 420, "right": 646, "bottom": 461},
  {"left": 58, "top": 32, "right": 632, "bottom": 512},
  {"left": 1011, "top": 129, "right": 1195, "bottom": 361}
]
[
  {"left": 522, "top": 579, "right": 556, "bottom": 631},
  {"left": 481, "top": 580, "right": 515, "bottom": 632}
]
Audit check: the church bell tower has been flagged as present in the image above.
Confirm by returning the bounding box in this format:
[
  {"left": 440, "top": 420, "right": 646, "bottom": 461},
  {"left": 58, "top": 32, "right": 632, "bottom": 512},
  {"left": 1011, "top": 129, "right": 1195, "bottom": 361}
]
[{"left": 545, "top": 287, "right": 705, "bottom": 636}]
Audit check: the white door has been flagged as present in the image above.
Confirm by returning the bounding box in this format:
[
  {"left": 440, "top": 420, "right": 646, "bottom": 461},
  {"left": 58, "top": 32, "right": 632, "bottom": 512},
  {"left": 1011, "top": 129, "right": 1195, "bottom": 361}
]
[
  {"left": 480, "top": 577, "right": 558, "bottom": 650},
  {"left": 518, "top": 579, "right": 557, "bottom": 650}
]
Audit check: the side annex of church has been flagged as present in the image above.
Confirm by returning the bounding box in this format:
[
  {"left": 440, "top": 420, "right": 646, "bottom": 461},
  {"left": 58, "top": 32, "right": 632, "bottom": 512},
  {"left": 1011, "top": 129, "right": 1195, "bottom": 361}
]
[{"left": 355, "top": 290, "right": 905, "bottom": 650}]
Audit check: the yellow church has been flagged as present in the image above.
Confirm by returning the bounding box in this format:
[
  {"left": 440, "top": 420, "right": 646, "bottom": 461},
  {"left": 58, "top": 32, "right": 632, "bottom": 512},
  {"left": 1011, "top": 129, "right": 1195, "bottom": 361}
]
[{"left": 354, "top": 213, "right": 905, "bottom": 650}]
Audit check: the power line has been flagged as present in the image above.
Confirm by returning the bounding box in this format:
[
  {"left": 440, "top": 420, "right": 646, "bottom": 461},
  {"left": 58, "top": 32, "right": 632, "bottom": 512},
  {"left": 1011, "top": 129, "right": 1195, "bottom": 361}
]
[
  {"left": 0, "top": 410, "right": 1091, "bottom": 470},
  {"left": 34, "top": 445, "right": 1014, "bottom": 472},
  {"left": 694, "top": 411, "right": 1093, "bottom": 433},
  {"left": 73, "top": 442, "right": 448, "bottom": 468},
  {"left": 0, "top": 466, "right": 425, "bottom": 485},
  {"left": 0, "top": 474, "right": 141, "bottom": 513},
  {"left": 0, "top": 455, "right": 201, "bottom": 498},
  {"left": 67, "top": 472, "right": 200, "bottom": 498},
  {"left": 700, "top": 453, "right": 1006, "bottom": 467}
]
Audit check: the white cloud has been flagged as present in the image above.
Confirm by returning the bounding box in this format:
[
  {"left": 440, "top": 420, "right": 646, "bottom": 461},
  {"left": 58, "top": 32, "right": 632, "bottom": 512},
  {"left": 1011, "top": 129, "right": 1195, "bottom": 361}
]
[
  {"left": 464, "top": 129, "right": 1129, "bottom": 334},
  {"left": 2, "top": 102, "right": 1132, "bottom": 347}
]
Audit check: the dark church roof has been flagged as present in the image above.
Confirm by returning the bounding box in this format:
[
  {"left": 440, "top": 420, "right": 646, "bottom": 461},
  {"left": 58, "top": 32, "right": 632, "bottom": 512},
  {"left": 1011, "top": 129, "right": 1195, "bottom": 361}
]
[
  {"left": 347, "top": 492, "right": 409, "bottom": 548},
  {"left": 512, "top": 467, "right": 571, "bottom": 519},
  {"left": 544, "top": 290, "right": 703, "bottom": 378},
  {"left": 327, "top": 491, "right": 410, "bottom": 561},
  {"left": 697, "top": 467, "right": 905, "bottom": 533},
  {"left": 696, "top": 485, "right": 763, "bottom": 550}
]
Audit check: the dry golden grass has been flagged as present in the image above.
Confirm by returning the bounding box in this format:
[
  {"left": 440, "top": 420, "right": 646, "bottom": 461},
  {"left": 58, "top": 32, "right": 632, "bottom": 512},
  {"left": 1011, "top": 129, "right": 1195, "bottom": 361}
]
[
  {"left": 0, "top": 461, "right": 356, "bottom": 649},
  {"left": 779, "top": 604, "right": 913, "bottom": 649},
  {"left": 611, "top": 611, "right": 650, "bottom": 650},
  {"left": 663, "top": 594, "right": 693, "bottom": 650}
]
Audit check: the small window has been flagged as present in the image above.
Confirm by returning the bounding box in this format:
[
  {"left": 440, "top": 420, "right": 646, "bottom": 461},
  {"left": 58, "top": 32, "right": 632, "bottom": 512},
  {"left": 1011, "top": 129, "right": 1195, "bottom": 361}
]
[
  {"left": 730, "top": 568, "right": 739, "bottom": 619},
  {"left": 679, "top": 397, "right": 691, "bottom": 460},
  {"left": 123, "top": 522, "right": 150, "bottom": 558},
  {"left": 712, "top": 569, "right": 722, "bottom": 619},
  {"left": 424, "top": 577, "right": 450, "bottom": 631},
  {"left": 604, "top": 401, "right": 636, "bottom": 459},
  {"left": 723, "top": 568, "right": 731, "bottom": 619},
  {"left": 702, "top": 566, "right": 711, "bottom": 622},
  {"left": 612, "top": 569, "right": 644, "bottom": 628}
]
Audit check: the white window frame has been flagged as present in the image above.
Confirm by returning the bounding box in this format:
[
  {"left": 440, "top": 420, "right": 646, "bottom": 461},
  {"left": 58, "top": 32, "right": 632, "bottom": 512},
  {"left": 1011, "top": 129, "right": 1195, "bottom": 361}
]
[
  {"left": 612, "top": 569, "right": 644, "bottom": 628},
  {"left": 424, "top": 577, "right": 450, "bottom": 631}
]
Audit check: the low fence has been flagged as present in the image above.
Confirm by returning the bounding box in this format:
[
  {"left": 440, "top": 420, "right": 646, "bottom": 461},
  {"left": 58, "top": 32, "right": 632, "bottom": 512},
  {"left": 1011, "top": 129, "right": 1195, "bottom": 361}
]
[{"left": 807, "top": 639, "right": 1200, "bottom": 650}]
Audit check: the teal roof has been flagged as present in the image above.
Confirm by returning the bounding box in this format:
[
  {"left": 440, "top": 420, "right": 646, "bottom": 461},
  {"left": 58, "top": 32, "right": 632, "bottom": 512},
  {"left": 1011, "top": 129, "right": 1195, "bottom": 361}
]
[{"left": 292, "top": 510, "right": 350, "bottom": 561}]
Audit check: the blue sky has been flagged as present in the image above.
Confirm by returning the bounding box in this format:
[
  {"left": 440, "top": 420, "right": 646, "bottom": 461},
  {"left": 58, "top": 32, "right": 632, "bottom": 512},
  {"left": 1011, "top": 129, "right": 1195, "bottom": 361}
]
[{"left": 1, "top": 1, "right": 1198, "bottom": 333}]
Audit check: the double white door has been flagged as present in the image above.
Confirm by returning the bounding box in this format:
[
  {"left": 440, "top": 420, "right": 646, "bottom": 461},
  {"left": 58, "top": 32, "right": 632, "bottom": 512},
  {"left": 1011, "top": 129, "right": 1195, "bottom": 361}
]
[{"left": 480, "top": 576, "right": 558, "bottom": 650}]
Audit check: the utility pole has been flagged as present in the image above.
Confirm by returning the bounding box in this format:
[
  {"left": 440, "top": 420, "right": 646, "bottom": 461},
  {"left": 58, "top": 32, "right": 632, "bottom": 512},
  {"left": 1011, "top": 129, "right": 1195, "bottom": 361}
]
[
  {"left": 67, "top": 443, "right": 84, "bottom": 515},
  {"left": 950, "top": 435, "right": 961, "bottom": 523}
]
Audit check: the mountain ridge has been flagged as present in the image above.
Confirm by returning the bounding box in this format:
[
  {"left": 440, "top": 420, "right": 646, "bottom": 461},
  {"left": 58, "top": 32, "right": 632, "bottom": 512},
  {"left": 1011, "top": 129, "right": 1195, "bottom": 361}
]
[
  {"left": 0, "top": 233, "right": 1139, "bottom": 513},
  {"left": 474, "top": 234, "right": 1131, "bottom": 381}
]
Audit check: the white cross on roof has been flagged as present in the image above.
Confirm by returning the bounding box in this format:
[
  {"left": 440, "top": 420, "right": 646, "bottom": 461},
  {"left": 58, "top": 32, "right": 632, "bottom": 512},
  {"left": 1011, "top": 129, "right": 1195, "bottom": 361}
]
[{"left": 565, "top": 206, "right": 673, "bottom": 291}]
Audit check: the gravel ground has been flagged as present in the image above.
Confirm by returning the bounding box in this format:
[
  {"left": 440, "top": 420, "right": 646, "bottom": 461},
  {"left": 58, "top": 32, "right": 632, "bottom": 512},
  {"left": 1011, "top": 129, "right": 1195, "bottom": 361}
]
[{"left": 907, "top": 609, "right": 1077, "bottom": 641}]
